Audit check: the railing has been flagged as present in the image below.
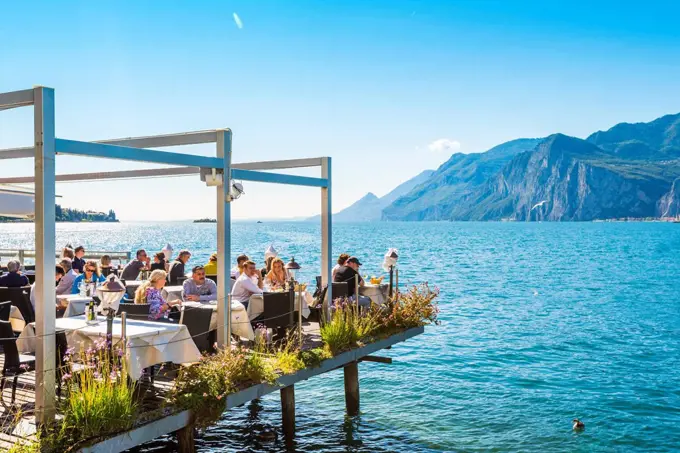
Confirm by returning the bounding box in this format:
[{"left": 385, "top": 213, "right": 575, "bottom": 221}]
[{"left": 0, "top": 249, "right": 131, "bottom": 265}]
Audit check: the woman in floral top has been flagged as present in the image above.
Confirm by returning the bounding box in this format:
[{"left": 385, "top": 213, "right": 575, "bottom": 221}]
[{"left": 134, "top": 270, "right": 179, "bottom": 320}]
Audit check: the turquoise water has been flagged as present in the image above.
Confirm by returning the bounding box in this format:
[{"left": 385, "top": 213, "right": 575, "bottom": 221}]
[{"left": 1, "top": 221, "right": 679, "bottom": 452}]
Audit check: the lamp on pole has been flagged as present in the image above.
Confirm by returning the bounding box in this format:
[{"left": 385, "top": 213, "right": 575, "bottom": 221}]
[{"left": 285, "top": 257, "right": 302, "bottom": 343}]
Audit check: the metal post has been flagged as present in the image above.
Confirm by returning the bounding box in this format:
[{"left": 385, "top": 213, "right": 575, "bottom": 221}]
[
  {"left": 297, "top": 286, "right": 303, "bottom": 343},
  {"left": 389, "top": 265, "right": 394, "bottom": 298},
  {"left": 216, "top": 130, "right": 232, "bottom": 346},
  {"left": 395, "top": 268, "right": 399, "bottom": 297},
  {"left": 320, "top": 157, "right": 332, "bottom": 323},
  {"left": 34, "top": 86, "right": 56, "bottom": 424}
]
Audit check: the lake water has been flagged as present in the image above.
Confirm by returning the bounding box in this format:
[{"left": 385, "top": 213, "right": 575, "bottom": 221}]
[{"left": 1, "top": 221, "right": 679, "bottom": 452}]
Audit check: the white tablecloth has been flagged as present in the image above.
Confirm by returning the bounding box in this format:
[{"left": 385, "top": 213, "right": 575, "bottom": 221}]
[
  {"left": 16, "top": 315, "right": 201, "bottom": 381},
  {"left": 162, "top": 285, "right": 184, "bottom": 303},
  {"left": 9, "top": 305, "right": 25, "bottom": 332},
  {"left": 359, "top": 283, "right": 390, "bottom": 305},
  {"left": 56, "top": 291, "right": 123, "bottom": 318},
  {"left": 182, "top": 300, "right": 254, "bottom": 341},
  {"left": 247, "top": 291, "right": 312, "bottom": 321}
]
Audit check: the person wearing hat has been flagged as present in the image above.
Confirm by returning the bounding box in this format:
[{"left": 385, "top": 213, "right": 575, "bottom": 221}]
[{"left": 333, "top": 256, "right": 371, "bottom": 308}]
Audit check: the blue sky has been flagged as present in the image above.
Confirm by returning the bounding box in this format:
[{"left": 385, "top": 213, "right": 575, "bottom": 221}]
[{"left": 2, "top": 0, "right": 680, "bottom": 220}]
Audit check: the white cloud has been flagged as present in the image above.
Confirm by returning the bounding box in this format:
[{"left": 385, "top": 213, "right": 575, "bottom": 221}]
[
  {"left": 428, "top": 138, "right": 461, "bottom": 153},
  {"left": 233, "top": 12, "right": 243, "bottom": 29}
]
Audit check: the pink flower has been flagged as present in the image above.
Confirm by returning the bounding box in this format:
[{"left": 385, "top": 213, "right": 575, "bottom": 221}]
[{"left": 202, "top": 392, "right": 208, "bottom": 398}]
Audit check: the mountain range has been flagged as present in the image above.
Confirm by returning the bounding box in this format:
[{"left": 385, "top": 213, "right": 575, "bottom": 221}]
[{"left": 320, "top": 111, "right": 680, "bottom": 222}]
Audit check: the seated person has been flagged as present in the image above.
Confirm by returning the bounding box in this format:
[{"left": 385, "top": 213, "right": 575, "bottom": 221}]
[
  {"left": 0, "top": 260, "right": 29, "bottom": 287},
  {"left": 203, "top": 253, "right": 218, "bottom": 275},
  {"left": 264, "top": 257, "right": 289, "bottom": 290},
  {"left": 183, "top": 265, "right": 218, "bottom": 302},
  {"left": 134, "top": 270, "right": 179, "bottom": 320},
  {"left": 168, "top": 249, "right": 191, "bottom": 284},
  {"left": 261, "top": 256, "right": 275, "bottom": 279},
  {"left": 56, "top": 258, "right": 78, "bottom": 295},
  {"left": 71, "top": 260, "right": 106, "bottom": 294},
  {"left": 333, "top": 257, "right": 371, "bottom": 308},
  {"left": 61, "top": 246, "right": 75, "bottom": 261},
  {"left": 231, "top": 254, "right": 249, "bottom": 279},
  {"left": 332, "top": 253, "right": 350, "bottom": 281},
  {"left": 100, "top": 254, "right": 113, "bottom": 274},
  {"left": 150, "top": 252, "right": 167, "bottom": 272},
  {"left": 30, "top": 265, "right": 65, "bottom": 311},
  {"left": 72, "top": 245, "right": 86, "bottom": 274},
  {"left": 121, "top": 249, "right": 150, "bottom": 281},
  {"left": 231, "top": 260, "right": 263, "bottom": 308}
]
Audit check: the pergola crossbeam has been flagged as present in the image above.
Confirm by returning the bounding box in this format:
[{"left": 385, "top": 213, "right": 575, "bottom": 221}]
[
  {"left": 55, "top": 139, "right": 224, "bottom": 168},
  {"left": 232, "top": 169, "right": 327, "bottom": 187},
  {"left": 0, "top": 88, "right": 34, "bottom": 111}
]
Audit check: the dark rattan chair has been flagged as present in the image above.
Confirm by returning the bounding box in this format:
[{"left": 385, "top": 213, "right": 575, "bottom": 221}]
[
  {"left": 0, "top": 286, "right": 34, "bottom": 325},
  {"left": 260, "top": 291, "right": 294, "bottom": 339},
  {"left": 116, "top": 303, "right": 150, "bottom": 320},
  {"left": 0, "top": 300, "right": 35, "bottom": 406},
  {"left": 180, "top": 306, "right": 214, "bottom": 352}
]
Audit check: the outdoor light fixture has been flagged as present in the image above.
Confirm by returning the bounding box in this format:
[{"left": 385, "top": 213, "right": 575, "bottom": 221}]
[
  {"left": 229, "top": 181, "right": 245, "bottom": 201},
  {"left": 383, "top": 248, "right": 399, "bottom": 298},
  {"left": 285, "top": 257, "right": 300, "bottom": 281},
  {"left": 96, "top": 275, "right": 126, "bottom": 356},
  {"left": 284, "top": 257, "right": 303, "bottom": 341}
]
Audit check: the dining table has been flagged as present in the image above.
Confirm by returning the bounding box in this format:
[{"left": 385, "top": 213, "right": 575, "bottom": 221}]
[
  {"left": 359, "top": 283, "right": 390, "bottom": 305},
  {"left": 16, "top": 315, "right": 201, "bottom": 380}
]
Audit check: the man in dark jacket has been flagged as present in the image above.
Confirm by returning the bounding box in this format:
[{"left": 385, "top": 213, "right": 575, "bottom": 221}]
[
  {"left": 0, "top": 260, "right": 29, "bottom": 287},
  {"left": 332, "top": 256, "right": 371, "bottom": 308}
]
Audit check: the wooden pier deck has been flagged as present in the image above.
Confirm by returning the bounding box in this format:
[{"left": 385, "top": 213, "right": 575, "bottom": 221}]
[{"left": 0, "top": 322, "right": 424, "bottom": 453}]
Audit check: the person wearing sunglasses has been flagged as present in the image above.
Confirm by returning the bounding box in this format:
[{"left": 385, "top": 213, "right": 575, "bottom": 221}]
[{"left": 71, "top": 260, "right": 106, "bottom": 294}]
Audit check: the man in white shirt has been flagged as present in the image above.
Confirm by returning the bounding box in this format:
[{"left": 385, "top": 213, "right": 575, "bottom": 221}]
[
  {"left": 230, "top": 254, "right": 249, "bottom": 279},
  {"left": 55, "top": 258, "right": 78, "bottom": 296},
  {"left": 230, "top": 260, "right": 263, "bottom": 308}
]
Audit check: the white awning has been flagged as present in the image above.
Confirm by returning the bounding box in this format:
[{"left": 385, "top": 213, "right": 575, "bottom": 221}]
[{"left": 0, "top": 186, "right": 36, "bottom": 218}]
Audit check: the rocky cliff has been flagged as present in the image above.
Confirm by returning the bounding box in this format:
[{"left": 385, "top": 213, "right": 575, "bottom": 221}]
[{"left": 382, "top": 112, "right": 680, "bottom": 221}]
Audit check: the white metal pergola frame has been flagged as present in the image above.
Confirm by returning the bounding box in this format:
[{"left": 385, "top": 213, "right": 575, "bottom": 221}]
[{"left": 0, "top": 87, "right": 333, "bottom": 424}]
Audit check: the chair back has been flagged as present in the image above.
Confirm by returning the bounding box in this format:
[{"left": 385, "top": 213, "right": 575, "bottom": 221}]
[
  {"left": 117, "top": 303, "right": 150, "bottom": 320},
  {"left": 206, "top": 275, "right": 217, "bottom": 284},
  {"left": 0, "top": 286, "right": 34, "bottom": 324},
  {"left": 330, "top": 282, "right": 349, "bottom": 304},
  {"left": 0, "top": 301, "right": 20, "bottom": 372},
  {"left": 181, "top": 306, "right": 214, "bottom": 352},
  {"left": 23, "top": 265, "right": 36, "bottom": 271},
  {"left": 312, "top": 276, "right": 322, "bottom": 299},
  {"left": 262, "top": 291, "right": 294, "bottom": 330},
  {"left": 101, "top": 267, "right": 114, "bottom": 277}
]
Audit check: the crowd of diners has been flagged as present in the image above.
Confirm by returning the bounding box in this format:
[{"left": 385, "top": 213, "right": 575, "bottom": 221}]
[{"left": 0, "top": 243, "right": 373, "bottom": 321}]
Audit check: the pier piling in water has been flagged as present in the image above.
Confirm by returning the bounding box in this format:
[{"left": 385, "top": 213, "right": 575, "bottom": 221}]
[
  {"left": 281, "top": 385, "right": 296, "bottom": 439},
  {"left": 344, "top": 362, "right": 360, "bottom": 416},
  {"left": 176, "top": 424, "right": 196, "bottom": 453}
]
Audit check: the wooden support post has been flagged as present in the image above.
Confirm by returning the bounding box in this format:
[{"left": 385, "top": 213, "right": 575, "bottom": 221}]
[
  {"left": 176, "top": 424, "right": 195, "bottom": 453},
  {"left": 360, "top": 355, "right": 393, "bottom": 364},
  {"left": 344, "top": 362, "right": 360, "bottom": 416},
  {"left": 281, "top": 385, "right": 295, "bottom": 440}
]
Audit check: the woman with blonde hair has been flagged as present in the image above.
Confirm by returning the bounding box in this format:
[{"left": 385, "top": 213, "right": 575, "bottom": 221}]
[
  {"left": 71, "top": 260, "right": 105, "bottom": 294},
  {"left": 265, "top": 257, "right": 289, "bottom": 290},
  {"left": 134, "top": 270, "right": 179, "bottom": 320}
]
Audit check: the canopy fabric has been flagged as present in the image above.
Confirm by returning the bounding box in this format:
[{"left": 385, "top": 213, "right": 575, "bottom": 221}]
[{"left": 0, "top": 186, "right": 35, "bottom": 218}]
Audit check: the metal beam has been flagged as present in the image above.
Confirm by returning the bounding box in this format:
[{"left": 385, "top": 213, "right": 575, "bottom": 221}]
[
  {"left": 96, "top": 130, "right": 217, "bottom": 149},
  {"left": 216, "top": 130, "right": 232, "bottom": 346},
  {"left": 0, "top": 131, "right": 218, "bottom": 160},
  {"left": 33, "top": 86, "right": 56, "bottom": 424},
  {"left": 232, "top": 169, "right": 327, "bottom": 187},
  {"left": 0, "top": 88, "right": 34, "bottom": 111},
  {"left": 0, "top": 167, "right": 199, "bottom": 184},
  {"left": 321, "top": 157, "right": 332, "bottom": 322},
  {"left": 55, "top": 139, "right": 224, "bottom": 168},
  {"left": 232, "top": 157, "right": 322, "bottom": 171}
]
